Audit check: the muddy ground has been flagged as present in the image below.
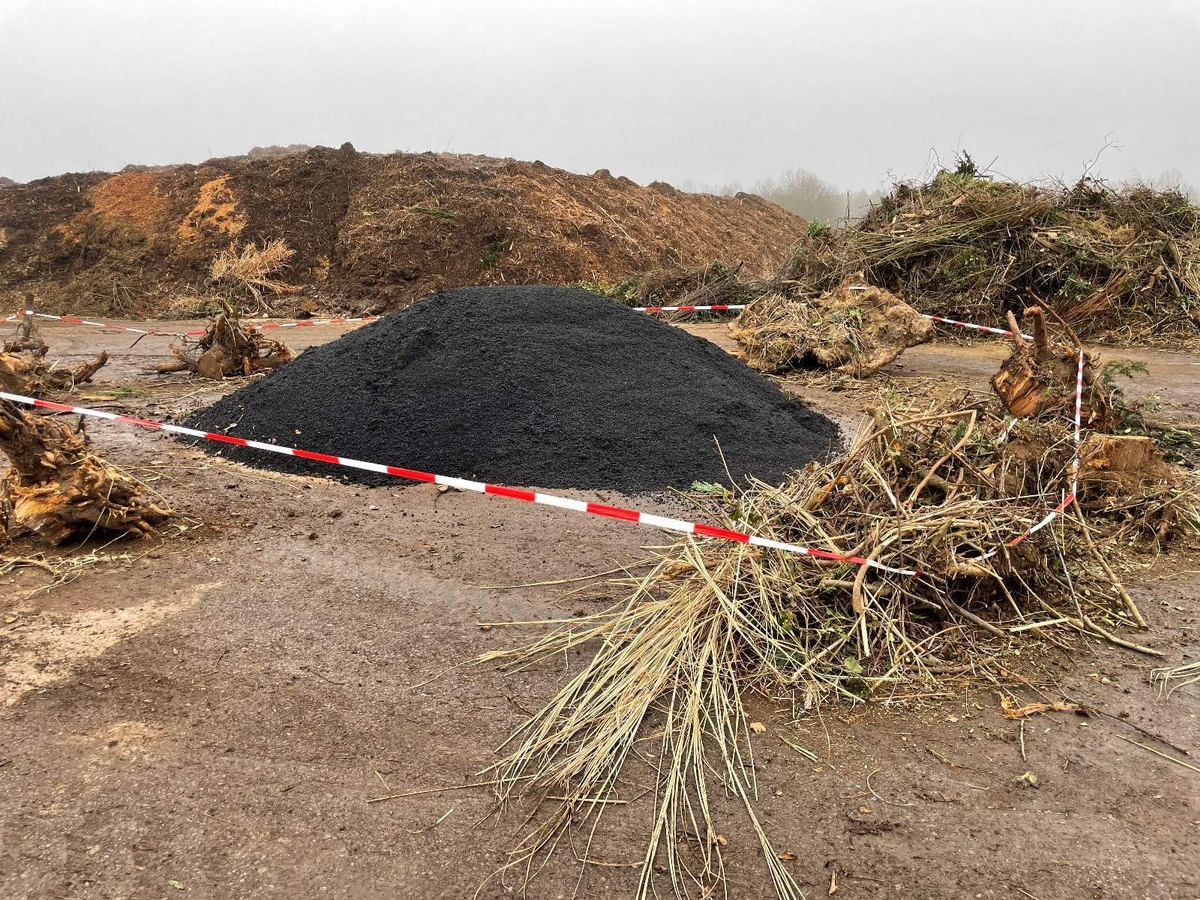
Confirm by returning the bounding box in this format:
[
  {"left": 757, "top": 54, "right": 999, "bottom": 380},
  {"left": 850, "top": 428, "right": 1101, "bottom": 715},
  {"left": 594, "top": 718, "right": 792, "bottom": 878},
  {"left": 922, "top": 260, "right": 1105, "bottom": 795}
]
[{"left": 1, "top": 319, "right": 1198, "bottom": 900}]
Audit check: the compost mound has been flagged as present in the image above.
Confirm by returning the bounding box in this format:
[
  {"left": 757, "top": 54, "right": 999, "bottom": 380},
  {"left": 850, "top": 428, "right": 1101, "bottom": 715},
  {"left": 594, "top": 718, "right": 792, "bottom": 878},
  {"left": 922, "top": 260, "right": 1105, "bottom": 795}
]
[
  {"left": 187, "top": 286, "right": 840, "bottom": 492},
  {"left": 0, "top": 147, "right": 804, "bottom": 317}
]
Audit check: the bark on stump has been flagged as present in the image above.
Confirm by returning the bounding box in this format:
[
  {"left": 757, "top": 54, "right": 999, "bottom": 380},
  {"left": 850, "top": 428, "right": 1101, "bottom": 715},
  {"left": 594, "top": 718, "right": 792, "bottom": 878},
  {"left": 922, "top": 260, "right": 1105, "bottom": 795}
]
[{"left": 2, "top": 311, "right": 108, "bottom": 393}]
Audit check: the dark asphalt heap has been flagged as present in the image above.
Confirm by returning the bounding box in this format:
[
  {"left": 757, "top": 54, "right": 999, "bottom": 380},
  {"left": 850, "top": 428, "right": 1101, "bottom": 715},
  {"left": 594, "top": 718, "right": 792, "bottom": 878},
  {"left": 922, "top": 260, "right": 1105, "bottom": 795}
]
[{"left": 187, "top": 286, "right": 841, "bottom": 492}]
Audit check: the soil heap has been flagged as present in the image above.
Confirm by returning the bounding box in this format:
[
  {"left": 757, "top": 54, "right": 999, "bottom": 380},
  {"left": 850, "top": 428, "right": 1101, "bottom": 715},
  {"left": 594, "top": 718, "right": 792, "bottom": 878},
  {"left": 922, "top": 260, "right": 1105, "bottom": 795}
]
[{"left": 187, "top": 286, "right": 840, "bottom": 492}]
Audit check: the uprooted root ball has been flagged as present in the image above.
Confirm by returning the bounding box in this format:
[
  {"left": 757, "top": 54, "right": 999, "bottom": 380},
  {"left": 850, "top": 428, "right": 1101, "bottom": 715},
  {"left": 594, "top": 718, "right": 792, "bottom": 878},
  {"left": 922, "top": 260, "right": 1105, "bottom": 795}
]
[
  {"left": 156, "top": 302, "right": 293, "bottom": 379},
  {"left": 992, "top": 305, "right": 1116, "bottom": 429},
  {"left": 1, "top": 315, "right": 108, "bottom": 395},
  {"left": 730, "top": 275, "right": 934, "bottom": 376},
  {"left": 0, "top": 400, "right": 171, "bottom": 544}
]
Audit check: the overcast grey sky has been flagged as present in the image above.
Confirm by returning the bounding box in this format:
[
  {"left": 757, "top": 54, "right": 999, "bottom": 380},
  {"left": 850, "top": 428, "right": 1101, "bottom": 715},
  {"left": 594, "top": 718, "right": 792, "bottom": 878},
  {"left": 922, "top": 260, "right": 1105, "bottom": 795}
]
[{"left": 1, "top": 0, "right": 1197, "bottom": 191}]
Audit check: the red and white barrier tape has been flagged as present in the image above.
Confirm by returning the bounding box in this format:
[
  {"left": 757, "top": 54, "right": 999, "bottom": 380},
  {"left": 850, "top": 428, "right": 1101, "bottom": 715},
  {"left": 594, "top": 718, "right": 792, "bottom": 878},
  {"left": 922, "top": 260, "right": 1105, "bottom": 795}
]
[
  {"left": 4, "top": 309, "right": 379, "bottom": 337},
  {"left": 846, "top": 285, "right": 1036, "bottom": 339},
  {"left": 971, "top": 345, "right": 1084, "bottom": 557},
  {"left": 631, "top": 304, "right": 748, "bottom": 313},
  {"left": 7, "top": 303, "right": 1032, "bottom": 341},
  {"left": 238, "top": 315, "right": 380, "bottom": 333},
  {"left": 3, "top": 301, "right": 1083, "bottom": 568},
  {"left": 4, "top": 310, "right": 158, "bottom": 335},
  {"left": 923, "top": 313, "right": 1033, "bottom": 340},
  {"left": 0, "top": 389, "right": 918, "bottom": 576}
]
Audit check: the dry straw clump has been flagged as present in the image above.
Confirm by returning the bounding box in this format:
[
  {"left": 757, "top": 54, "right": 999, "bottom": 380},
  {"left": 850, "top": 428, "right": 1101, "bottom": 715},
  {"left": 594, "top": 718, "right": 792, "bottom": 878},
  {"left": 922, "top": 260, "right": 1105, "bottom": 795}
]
[
  {"left": 481, "top": 394, "right": 1196, "bottom": 899},
  {"left": 209, "top": 238, "right": 300, "bottom": 311}
]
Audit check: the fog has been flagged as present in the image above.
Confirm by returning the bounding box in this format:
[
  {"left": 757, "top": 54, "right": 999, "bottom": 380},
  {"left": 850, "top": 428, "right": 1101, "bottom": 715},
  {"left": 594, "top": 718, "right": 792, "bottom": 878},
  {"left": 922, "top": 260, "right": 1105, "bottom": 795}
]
[{"left": 1, "top": 0, "right": 1197, "bottom": 198}]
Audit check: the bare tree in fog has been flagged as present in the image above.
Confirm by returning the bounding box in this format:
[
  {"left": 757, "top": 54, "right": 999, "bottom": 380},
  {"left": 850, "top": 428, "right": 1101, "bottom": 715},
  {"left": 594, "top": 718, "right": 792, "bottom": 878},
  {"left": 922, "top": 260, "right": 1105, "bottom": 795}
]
[
  {"left": 752, "top": 168, "right": 882, "bottom": 223},
  {"left": 1151, "top": 168, "right": 1199, "bottom": 202}
]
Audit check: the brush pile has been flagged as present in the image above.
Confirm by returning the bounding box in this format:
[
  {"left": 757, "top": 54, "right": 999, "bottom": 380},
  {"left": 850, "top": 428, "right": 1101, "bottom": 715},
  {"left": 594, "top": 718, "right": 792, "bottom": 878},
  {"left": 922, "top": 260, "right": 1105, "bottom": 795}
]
[
  {"left": 0, "top": 400, "right": 171, "bottom": 543},
  {"left": 156, "top": 299, "right": 293, "bottom": 379},
  {"left": 0, "top": 308, "right": 108, "bottom": 394},
  {"left": 601, "top": 260, "right": 771, "bottom": 310},
  {"left": 783, "top": 160, "right": 1200, "bottom": 341},
  {"left": 730, "top": 274, "right": 934, "bottom": 375},
  {"left": 483, "top": 392, "right": 1197, "bottom": 899}
]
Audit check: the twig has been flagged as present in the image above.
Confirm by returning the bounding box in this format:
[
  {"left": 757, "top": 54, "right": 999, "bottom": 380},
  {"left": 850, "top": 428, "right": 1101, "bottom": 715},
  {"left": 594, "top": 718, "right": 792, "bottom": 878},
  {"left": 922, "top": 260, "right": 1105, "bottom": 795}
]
[
  {"left": 367, "top": 777, "right": 516, "bottom": 804},
  {"left": 1114, "top": 735, "right": 1200, "bottom": 774},
  {"left": 1072, "top": 506, "right": 1146, "bottom": 627}
]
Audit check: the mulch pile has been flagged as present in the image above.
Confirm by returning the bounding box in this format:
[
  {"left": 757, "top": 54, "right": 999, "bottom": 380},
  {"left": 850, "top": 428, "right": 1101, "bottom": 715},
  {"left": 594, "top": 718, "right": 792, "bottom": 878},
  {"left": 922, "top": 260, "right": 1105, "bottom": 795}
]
[
  {"left": 0, "top": 147, "right": 805, "bottom": 318},
  {"left": 187, "top": 286, "right": 841, "bottom": 492}
]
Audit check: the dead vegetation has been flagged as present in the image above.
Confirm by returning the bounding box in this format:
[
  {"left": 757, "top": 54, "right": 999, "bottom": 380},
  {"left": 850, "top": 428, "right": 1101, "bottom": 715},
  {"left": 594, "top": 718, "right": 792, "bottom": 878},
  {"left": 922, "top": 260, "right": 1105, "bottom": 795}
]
[
  {"left": 0, "top": 400, "right": 171, "bottom": 544},
  {"left": 482, "top": 377, "right": 1197, "bottom": 897},
  {"left": 783, "top": 158, "right": 1200, "bottom": 342},
  {"left": 596, "top": 159, "right": 1200, "bottom": 347},
  {"left": 1, "top": 308, "right": 108, "bottom": 395},
  {"left": 1152, "top": 657, "right": 1200, "bottom": 698},
  {"left": 609, "top": 260, "right": 768, "bottom": 308},
  {"left": 730, "top": 274, "right": 934, "bottom": 375},
  {"left": 1, "top": 148, "right": 807, "bottom": 317},
  {"left": 155, "top": 299, "right": 293, "bottom": 379},
  {"left": 208, "top": 238, "right": 300, "bottom": 313},
  {"left": 992, "top": 306, "right": 1116, "bottom": 429}
]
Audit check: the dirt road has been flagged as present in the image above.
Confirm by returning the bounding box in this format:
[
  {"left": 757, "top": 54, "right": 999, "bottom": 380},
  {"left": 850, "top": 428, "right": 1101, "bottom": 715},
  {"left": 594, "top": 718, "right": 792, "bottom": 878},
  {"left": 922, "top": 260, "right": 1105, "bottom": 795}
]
[{"left": 2, "top": 319, "right": 1197, "bottom": 900}]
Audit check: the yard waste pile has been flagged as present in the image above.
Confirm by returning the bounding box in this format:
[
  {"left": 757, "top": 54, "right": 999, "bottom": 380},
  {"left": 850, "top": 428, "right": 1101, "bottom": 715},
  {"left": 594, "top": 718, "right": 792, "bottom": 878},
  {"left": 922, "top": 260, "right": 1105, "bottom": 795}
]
[
  {"left": 481, "top": 369, "right": 1198, "bottom": 897},
  {"left": 784, "top": 160, "right": 1200, "bottom": 341},
  {"left": 604, "top": 159, "right": 1200, "bottom": 344},
  {"left": 187, "top": 286, "right": 841, "bottom": 492}
]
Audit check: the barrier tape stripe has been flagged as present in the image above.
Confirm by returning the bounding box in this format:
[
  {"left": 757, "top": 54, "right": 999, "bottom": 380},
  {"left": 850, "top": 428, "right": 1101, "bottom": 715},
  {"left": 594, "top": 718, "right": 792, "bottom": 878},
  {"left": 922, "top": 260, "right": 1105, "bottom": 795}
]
[
  {"left": 3, "top": 303, "right": 1081, "bottom": 571},
  {"left": 241, "top": 316, "right": 380, "bottom": 332},
  {"left": 6, "top": 310, "right": 155, "bottom": 335},
  {"left": 1071, "top": 345, "right": 1084, "bottom": 496},
  {"left": 972, "top": 345, "right": 1084, "bottom": 557},
  {"left": 631, "top": 304, "right": 748, "bottom": 313},
  {"left": 924, "top": 313, "right": 1033, "bottom": 340},
  {"left": 0, "top": 389, "right": 919, "bottom": 576},
  {"left": 9, "top": 305, "right": 1037, "bottom": 342},
  {"left": 5, "top": 309, "right": 380, "bottom": 337},
  {"left": 847, "top": 285, "right": 1037, "bottom": 339}
]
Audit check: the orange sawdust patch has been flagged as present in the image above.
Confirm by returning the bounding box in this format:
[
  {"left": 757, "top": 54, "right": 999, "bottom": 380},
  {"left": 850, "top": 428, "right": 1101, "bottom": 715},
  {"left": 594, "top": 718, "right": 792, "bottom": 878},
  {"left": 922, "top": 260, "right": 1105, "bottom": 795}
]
[
  {"left": 87, "top": 172, "right": 171, "bottom": 236},
  {"left": 178, "top": 175, "right": 246, "bottom": 242},
  {"left": 54, "top": 172, "right": 173, "bottom": 244}
]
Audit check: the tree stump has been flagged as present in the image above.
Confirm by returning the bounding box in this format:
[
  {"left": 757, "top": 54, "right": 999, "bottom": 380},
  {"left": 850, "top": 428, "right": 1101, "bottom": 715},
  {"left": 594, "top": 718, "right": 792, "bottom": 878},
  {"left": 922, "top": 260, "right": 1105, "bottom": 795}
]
[
  {"left": 0, "top": 350, "right": 108, "bottom": 395},
  {"left": 990, "top": 306, "right": 1116, "bottom": 430},
  {"left": 0, "top": 400, "right": 171, "bottom": 544}
]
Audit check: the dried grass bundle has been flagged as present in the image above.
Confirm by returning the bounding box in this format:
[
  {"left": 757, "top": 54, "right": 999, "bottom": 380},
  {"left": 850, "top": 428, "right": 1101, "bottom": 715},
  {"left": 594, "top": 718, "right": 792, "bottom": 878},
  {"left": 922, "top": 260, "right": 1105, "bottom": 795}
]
[
  {"left": 209, "top": 239, "right": 300, "bottom": 311},
  {"left": 480, "top": 395, "right": 1196, "bottom": 899}
]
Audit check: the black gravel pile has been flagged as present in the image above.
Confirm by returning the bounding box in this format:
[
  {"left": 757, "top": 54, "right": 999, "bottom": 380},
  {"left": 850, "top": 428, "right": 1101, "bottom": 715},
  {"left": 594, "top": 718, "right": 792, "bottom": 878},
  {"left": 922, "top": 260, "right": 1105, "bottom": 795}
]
[{"left": 187, "top": 286, "right": 841, "bottom": 492}]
